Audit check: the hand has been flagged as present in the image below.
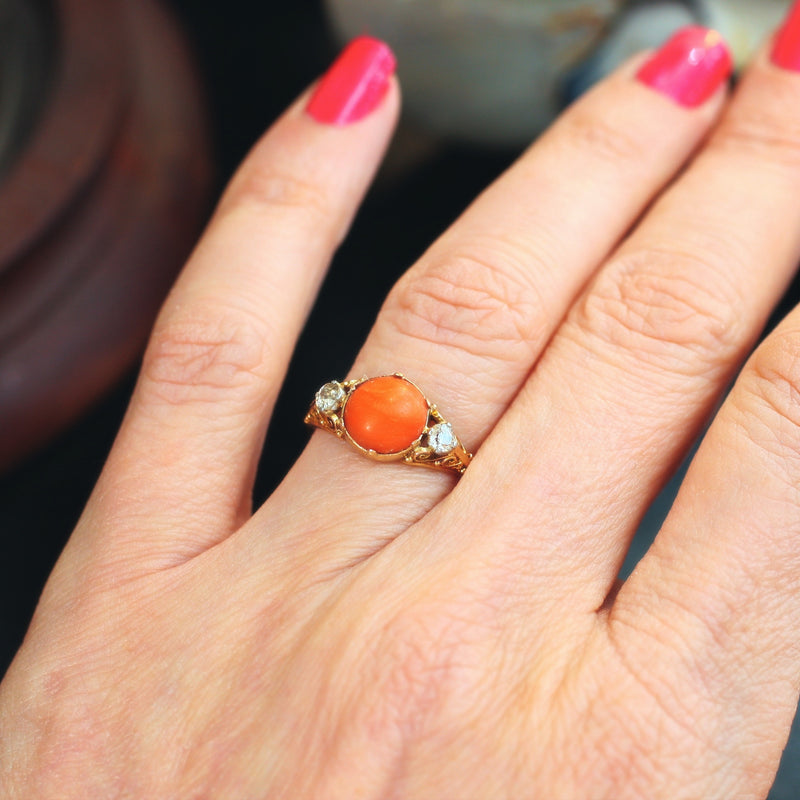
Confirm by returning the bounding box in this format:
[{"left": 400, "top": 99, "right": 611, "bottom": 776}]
[{"left": 3, "top": 22, "right": 800, "bottom": 799}]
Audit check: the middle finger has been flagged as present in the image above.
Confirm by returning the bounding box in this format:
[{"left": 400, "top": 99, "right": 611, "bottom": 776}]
[{"left": 462, "top": 38, "right": 800, "bottom": 612}]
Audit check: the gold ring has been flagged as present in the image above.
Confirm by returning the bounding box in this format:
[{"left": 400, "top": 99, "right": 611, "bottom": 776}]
[{"left": 305, "top": 374, "right": 472, "bottom": 475}]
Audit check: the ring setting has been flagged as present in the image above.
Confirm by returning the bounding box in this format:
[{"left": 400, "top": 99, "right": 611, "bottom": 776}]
[{"left": 305, "top": 374, "right": 472, "bottom": 475}]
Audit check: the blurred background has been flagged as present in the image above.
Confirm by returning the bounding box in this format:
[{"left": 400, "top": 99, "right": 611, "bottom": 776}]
[{"left": 0, "top": 1, "right": 798, "bottom": 794}]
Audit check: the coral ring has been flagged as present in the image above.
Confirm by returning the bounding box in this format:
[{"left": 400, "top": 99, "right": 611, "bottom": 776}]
[{"left": 305, "top": 374, "right": 472, "bottom": 475}]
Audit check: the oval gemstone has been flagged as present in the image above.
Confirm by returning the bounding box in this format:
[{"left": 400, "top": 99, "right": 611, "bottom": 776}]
[{"left": 343, "top": 376, "right": 429, "bottom": 454}]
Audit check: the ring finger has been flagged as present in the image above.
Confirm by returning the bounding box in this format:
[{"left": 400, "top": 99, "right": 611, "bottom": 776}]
[{"left": 259, "top": 28, "right": 732, "bottom": 561}]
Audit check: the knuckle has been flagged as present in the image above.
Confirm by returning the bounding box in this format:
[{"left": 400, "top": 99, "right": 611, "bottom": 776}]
[
  {"left": 734, "top": 330, "right": 800, "bottom": 465},
  {"left": 577, "top": 719, "right": 668, "bottom": 800},
  {"left": 142, "top": 307, "right": 270, "bottom": 406},
  {"left": 558, "top": 107, "right": 645, "bottom": 164},
  {"left": 576, "top": 617, "right": 722, "bottom": 796},
  {"left": 710, "top": 93, "right": 800, "bottom": 171},
  {"left": 574, "top": 246, "right": 743, "bottom": 376},
  {"left": 578, "top": 705, "right": 704, "bottom": 800},
  {"left": 383, "top": 245, "right": 546, "bottom": 365},
  {"left": 355, "top": 604, "right": 486, "bottom": 742},
  {"left": 222, "top": 167, "right": 336, "bottom": 230}
]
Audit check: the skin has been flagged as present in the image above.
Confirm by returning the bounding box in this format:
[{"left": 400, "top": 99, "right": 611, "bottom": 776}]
[{"left": 2, "top": 42, "right": 800, "bottom": 800}]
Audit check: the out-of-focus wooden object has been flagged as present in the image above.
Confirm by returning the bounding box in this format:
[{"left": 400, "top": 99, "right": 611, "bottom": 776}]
[{"left": 0, "top": 0, "right": 212, "bottom": 472}]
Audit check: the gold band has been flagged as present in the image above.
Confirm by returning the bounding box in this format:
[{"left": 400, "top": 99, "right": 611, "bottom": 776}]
[{"left": 305, "top": 374, "right": 472, "bottom": 476}]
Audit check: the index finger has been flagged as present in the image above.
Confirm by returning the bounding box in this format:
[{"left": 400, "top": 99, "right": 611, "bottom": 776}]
[{"left": 84, "top": 38, "right": 399, "bottom": 568}]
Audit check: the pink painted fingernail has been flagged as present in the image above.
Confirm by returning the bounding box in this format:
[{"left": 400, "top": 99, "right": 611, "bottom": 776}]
[
  {"left": 636, "top": 26, "right": 733, "bottom": 108},
  {"left": 306, "top": 36, "right": 396, "bottom": 126},
  {"left": 772, "top": 0, "right": 800, "bottom": 72}
]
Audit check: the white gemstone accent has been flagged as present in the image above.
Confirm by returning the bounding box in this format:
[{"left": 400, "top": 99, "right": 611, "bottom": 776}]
[
  {"left": 315, "top": 382, "right": 346, "bottom": 415},
  {"left": 428, "top": 422, "right": 458, "bottom": 455}
]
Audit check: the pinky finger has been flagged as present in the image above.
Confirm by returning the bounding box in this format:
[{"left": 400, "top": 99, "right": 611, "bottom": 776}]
[{"left": 608, "top": 305, "right": 800, "bottom": 796}]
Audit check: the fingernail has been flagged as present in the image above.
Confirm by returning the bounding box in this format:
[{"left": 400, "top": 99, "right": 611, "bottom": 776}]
[
  {"left": 772, "top": 0, "right": 800, "bottom": 72},
  {"left": 306, "top": 36, "right": 396, "bottom": 125},
  {"left": 636, "top": 26, "right": 733, "bottom": 108}
]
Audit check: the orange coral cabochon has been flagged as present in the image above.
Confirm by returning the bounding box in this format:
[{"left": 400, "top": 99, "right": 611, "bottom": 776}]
[{"left": 343, "top": 376, "right": 429, "bottom": 454}]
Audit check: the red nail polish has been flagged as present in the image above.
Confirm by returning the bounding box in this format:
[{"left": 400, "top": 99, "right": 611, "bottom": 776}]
[
  {"left": 637, "top": 26, "right": 732, "bottom": 108},
  {"left": 306, "top": 37, "right": 396, "bottom": 125},
  {"left": 772, "top": 1, "right": 800, "bottom": 72}
]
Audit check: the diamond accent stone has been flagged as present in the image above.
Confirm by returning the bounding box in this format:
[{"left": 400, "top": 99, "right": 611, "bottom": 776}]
[
  {"left": 427, "top": 422, "right": 458, "bottom": 455},
  {"left": 315, "top": 382, "right": 346, "bottom": 415}
]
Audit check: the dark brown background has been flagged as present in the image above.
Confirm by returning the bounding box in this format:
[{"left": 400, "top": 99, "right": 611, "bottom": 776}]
[{"left": 0, "top": 0, "right": 514, "bottom": 669}]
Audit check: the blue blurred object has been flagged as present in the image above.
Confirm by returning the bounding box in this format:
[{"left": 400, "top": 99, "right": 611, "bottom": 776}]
[
  {"left": 565, "top": 0, "right": 789, "bottom": 101},
  {"left": 562, "top": 1, "right": 696, "bottom": 102},
  {"left": 326, "top": 0, "right": 790, "bottom": 145}
]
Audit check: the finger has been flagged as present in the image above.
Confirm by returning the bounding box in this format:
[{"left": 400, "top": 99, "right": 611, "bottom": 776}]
[
  {"left": 606, "top": 302, "right": 800, "bottom": 798},
  {"left": 85, "top": 38, "right": 399, "bottom": 565},
  {"left": 455, "top": 32, "right": 800, "bottom": 611},
  {"left": 255, "top": 36, "right": 730, "bottom": 562}
]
